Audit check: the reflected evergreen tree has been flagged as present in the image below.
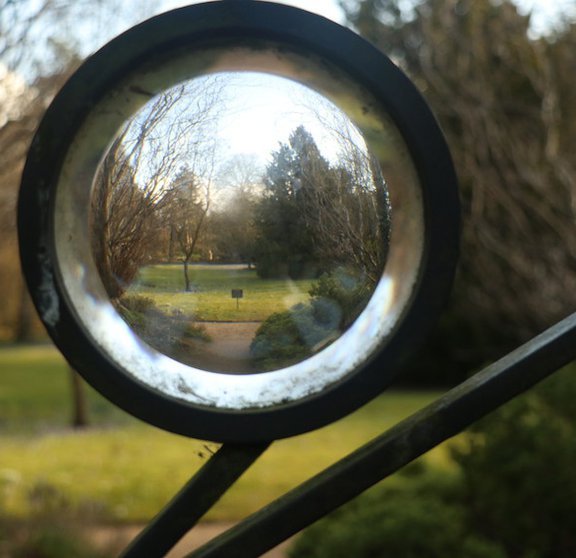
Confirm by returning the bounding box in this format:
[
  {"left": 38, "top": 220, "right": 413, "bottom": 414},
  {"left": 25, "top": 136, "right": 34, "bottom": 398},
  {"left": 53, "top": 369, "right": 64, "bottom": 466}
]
[
  {"left": 254, "top": 126, "right": 329, "bottom": 279},
  {"left": 254, "top": 125, "right": 389, "bottom": 283}
]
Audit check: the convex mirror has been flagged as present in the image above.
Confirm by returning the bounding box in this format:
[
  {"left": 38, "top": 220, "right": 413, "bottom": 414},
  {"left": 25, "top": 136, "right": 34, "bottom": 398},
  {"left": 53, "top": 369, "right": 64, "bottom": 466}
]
[
  {"left": 91, "top": 72, "right": 391, "bottom": 374},
  {"left": 19, "top": 1, "right": 459, "bottom": 442}
]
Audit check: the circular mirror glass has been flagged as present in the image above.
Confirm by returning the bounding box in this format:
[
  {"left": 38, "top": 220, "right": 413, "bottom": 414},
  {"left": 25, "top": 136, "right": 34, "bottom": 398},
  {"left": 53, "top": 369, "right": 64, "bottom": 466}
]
[{"left": 90, "top": 72, "right": 391, "bottom": 375}]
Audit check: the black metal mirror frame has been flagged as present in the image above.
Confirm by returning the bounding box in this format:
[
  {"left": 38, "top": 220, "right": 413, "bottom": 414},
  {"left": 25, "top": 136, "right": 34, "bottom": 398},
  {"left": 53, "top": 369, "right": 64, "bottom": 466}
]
[{"left": 18, "top": 1, "right": 459, "bottom": 442}]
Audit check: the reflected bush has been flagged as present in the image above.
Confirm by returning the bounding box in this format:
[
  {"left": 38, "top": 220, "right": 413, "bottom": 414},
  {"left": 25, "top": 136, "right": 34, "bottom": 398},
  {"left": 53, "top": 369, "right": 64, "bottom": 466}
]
[
  {"left": 250, "top": 268, "right": 372, "bottom": 370},
  {"left": 250, "top": 303, "right": 336, "bottom": 370},
  {"left": 309, "top": 268, "right": 372, "bottom": 328},
  {"left": 117, "top": 294, "right": 156, "bottom": 321},
  {"left": 115, "top": 294, "right": 210, "bottom": 354}
]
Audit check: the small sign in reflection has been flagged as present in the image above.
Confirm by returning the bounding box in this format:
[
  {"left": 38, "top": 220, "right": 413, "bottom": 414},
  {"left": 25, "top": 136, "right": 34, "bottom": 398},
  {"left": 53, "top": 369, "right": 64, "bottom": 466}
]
[{"left": 231, "top": 288, "right": 243, "bottom": 309}]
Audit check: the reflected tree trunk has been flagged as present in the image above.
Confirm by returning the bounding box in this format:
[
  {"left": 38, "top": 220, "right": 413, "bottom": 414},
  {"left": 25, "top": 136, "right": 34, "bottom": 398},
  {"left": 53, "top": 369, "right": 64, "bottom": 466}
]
[
  {"left": 184, "top": 259, "right": 192, "bottom": 292},
  {"left": 169, "top": 224, "right": 176, "bottom": 262},
  {"left": 172, "top": 169, "right": 212, "bottom": 292}
]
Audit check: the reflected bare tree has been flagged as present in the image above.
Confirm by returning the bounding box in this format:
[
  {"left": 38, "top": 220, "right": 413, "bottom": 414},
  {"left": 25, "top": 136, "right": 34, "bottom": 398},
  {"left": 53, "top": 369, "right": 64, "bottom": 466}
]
[
  {"left": 298, "top": 102, "right": 391, "bottom": 285},
  {"left": 91, "top": 76, "right": 223, "bottom": 298},
  {"left": 170, "top": 163, "right": 214, "bottom": 291}
]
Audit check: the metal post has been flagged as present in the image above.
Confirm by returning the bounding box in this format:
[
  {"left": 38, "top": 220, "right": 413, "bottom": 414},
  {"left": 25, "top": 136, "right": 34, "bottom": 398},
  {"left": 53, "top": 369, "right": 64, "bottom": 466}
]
[{"left": 120, "top": 442, "right": 270, "bottom": 558}]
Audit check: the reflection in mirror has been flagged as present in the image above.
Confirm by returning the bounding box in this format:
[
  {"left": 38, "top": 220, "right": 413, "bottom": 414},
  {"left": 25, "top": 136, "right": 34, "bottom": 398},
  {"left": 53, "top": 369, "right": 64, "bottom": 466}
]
[{"left": 90, "top": 72, "right": 391, "bottom": 374}]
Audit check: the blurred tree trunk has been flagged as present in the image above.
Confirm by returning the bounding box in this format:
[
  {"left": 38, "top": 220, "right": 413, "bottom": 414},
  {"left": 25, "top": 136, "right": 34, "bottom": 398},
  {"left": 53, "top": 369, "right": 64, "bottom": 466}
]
[
  {"left": 69, "top": 367, "right": 89, "bottom": 428},
  {"left": 13, "top": 279, "right": 36, "bottom": 342}
]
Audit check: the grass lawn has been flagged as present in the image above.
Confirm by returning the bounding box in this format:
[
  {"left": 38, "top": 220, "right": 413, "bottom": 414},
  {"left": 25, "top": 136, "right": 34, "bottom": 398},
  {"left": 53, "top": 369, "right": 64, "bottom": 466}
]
[
  {"left": 0, "top": 344, "right": 449, "bottom": 523},
  {"left": 0, "top": 345, "right": 128, "bottom": 430},
  {"left": 129, "top": 264, "right": 315, "bottom": 322}
]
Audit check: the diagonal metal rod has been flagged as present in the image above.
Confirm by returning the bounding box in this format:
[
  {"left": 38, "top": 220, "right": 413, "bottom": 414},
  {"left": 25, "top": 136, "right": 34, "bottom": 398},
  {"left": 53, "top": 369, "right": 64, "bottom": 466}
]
[
  {"left": 187, "top": 312, "right": 576, "bottom": 558},
  {"left": 120, "top": 442, "right": 270, "bottom": 558}
]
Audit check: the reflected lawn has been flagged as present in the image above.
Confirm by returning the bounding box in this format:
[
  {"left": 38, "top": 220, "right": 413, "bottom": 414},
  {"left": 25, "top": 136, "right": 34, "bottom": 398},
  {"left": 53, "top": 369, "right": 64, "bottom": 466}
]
[{"left": 129, "top": 264, "right": 314, "bottom": 322}]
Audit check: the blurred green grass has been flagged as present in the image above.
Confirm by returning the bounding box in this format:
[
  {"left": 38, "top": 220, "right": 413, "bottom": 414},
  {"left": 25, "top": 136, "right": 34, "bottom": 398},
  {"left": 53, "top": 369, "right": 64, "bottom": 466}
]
[
  {"left": 0, "top": 344, "right": 446, "bottom": 523},
  {"left": 0, "top": 344, "right": 128, "bottom": 429}
]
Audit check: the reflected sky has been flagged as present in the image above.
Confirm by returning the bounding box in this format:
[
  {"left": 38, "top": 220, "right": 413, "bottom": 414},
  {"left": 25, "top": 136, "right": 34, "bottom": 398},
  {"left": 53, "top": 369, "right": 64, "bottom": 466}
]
[
  {"left": 124, "top": 72, "right": 369, "bottom": 193},
  {"left": 216, "top": 72, "right": 353, "bottom": 162}
]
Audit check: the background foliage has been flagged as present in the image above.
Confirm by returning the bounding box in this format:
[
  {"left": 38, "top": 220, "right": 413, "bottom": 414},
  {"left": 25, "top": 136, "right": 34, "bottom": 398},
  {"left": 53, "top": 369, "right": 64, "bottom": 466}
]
[
  {"left": 344, "top": 0, "right": 576, "bottom": 383},
  {"left": 291, "top": 363, "right": 576, "bottom": 558}
]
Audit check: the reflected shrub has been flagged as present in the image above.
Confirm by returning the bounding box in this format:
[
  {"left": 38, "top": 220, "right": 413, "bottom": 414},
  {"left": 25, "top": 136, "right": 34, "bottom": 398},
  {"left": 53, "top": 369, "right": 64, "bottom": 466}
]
[
  {"left": 250, "top": 303, "right": 337, "bottom": 370},
  {"left": 115, "top": 295, "right": 210, "bottom": 354},
  {"left": 309, "top": 268, "right": 372, "bottom": 328},
  {"left": 250, "top": 268, "right": 372, "bottom": 369},
  {"left": 115, "top": 295, "right": 156, "bottom": 330}
]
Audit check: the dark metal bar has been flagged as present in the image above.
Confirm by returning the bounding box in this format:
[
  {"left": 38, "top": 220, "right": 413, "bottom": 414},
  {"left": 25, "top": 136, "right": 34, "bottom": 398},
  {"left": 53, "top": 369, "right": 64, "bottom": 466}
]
[
  {"left": 187, "top": 312, "right": 576, "bottom": 558},
  {"left": 120, "top": 442, "right": 270, "bottom": 558}
]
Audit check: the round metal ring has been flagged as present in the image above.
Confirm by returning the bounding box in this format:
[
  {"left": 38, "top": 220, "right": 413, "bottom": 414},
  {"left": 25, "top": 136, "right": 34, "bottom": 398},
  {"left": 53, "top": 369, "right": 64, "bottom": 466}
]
[{"left": 18, "top": 1, "right": 459, "bottom": 442}]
